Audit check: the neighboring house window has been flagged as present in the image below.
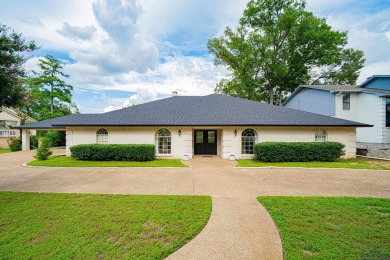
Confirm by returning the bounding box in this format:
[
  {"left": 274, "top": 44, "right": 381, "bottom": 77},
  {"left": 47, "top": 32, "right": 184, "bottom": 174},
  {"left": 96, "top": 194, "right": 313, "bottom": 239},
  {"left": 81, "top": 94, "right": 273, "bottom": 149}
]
[
  {"left": 315, "top": 129, "right": 327, "bottom": 142},
  {"left": 156, "top": 128, "right": 171, "bottom": 154},
  {"left": 343, "top": 94, "right": 350, "bottom": 110},
  {"left": 386, "top": 98, "right": 390, "bottom": 127},
  {"left": 241, "top": 128, "right": 257, "bottom": 154},
  {"left": 96, "top": 129, "right": 108, "bottom": 144}
]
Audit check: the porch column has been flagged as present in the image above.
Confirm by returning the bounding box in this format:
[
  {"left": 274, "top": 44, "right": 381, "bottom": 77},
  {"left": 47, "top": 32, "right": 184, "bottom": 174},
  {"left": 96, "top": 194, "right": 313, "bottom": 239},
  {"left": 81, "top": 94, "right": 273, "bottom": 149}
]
[{"left": 21, "top": 129, "right": 30, "bottom": 151}]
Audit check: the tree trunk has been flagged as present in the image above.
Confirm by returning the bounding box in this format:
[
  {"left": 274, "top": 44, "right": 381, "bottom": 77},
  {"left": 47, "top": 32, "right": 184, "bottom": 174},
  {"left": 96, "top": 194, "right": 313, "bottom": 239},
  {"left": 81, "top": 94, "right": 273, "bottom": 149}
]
[
  {"left": 269, "top": 87, "right": 274, "bottom": 105},
  {"left": 50, "top": 82, "right": 54, "bottom": 115}
]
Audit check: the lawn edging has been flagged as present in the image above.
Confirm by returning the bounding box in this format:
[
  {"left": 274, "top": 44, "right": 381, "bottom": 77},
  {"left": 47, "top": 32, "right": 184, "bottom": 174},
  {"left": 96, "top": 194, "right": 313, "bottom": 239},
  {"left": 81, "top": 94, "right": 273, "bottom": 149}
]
[
  {"left": 237, "top": 158, "right": 390, "bottom": 171},
  {"left": 24, "top": 156, "right": 188, "bottom": 168}
]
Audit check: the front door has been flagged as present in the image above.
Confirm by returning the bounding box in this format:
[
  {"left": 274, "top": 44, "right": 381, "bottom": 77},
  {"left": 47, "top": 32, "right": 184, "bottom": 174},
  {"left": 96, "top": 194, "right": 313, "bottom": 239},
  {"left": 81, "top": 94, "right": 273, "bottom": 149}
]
[{"left": 194, "top": 130, "right": 217, "bottom": 155}]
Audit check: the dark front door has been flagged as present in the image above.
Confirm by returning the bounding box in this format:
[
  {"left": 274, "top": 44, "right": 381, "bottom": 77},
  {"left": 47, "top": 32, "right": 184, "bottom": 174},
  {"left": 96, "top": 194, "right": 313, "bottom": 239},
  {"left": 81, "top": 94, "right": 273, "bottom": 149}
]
[{"left": 194, "top": 130, "right": 217, "bottom": 155}]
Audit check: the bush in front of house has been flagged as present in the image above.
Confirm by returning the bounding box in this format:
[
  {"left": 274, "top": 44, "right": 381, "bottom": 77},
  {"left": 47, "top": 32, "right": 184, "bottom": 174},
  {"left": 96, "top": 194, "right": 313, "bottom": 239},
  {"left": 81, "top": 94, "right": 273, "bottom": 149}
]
[
  {"left": 70, "top": 144, "right": 155, "bottom": 161},
  {"left": 8, "top": 136, "right": 39, "bottom": 152},
  {"left": 254, "top": 142, "right": 345, "bottom": 162},
  {"left": 8, "top": 137, "right": 22, "bottom": 152},
  {"left": 34, "top": 137, "right": 52, "bottom": 160}
]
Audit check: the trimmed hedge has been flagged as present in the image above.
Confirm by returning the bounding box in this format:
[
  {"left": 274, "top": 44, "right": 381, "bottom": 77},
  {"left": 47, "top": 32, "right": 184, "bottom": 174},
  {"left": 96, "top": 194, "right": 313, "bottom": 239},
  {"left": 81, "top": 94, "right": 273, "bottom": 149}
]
[
  {"left": 254, "top": 142, "right": 345, "bottom": 162},
  {"left": 70, "top": 144, "right": 155, "bottom": 161}
]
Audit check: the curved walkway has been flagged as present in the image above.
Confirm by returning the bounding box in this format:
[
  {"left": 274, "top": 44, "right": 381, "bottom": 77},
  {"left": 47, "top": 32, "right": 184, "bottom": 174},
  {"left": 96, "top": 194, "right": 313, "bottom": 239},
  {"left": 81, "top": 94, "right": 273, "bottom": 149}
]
[{"left": 1, "top": 152, "right": 390, "bottom": 259}]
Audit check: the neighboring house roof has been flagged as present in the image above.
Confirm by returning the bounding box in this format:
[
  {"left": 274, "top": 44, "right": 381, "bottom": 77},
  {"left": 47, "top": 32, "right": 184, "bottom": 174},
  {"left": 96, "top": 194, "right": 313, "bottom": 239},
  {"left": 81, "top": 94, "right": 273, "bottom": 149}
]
[
  {"left": 16, "top": 94, "right": 370, "bottom": 129},
  {"left": 284, "top": 84, "right": 390, "bottom": 106},
  {"left": 359, "top": 75, "right": 390, "bottom": 88},
  {"left": 1, "top": 107, "right": 37, "bottom": 124}
]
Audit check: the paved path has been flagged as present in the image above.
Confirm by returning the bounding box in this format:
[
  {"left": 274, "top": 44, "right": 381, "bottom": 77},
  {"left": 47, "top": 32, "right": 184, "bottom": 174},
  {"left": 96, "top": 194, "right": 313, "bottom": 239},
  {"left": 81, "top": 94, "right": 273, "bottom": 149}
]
[{"left": 1, "top": 151, "right": 390, "bottom": 259}]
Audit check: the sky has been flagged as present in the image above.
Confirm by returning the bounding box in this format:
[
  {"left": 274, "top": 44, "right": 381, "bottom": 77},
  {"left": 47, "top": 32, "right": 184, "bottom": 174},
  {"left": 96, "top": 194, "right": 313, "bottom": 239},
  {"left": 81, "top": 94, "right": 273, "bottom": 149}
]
[{"left": 1, "top": 0, "right": 390, "bottom": 113}]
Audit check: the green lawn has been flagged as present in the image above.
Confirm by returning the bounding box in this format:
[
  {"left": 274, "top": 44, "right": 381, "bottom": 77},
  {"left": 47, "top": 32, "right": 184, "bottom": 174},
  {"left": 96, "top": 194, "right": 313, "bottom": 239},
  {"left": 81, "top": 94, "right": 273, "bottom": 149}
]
[
  {"left": 258, "top": 196, "right": 390, "bottom": 259},
  {"left": 0, "top": 192, "right": 211, "bottom": 259},
  {"left": 0, "top": 148, "right": 10, "bottom": 154},
  {"left": 238, "top": 157, "right": 390, "bottom": 170},
  {"left": 27, "top": 155, "right": 188, "bottom": 167}
]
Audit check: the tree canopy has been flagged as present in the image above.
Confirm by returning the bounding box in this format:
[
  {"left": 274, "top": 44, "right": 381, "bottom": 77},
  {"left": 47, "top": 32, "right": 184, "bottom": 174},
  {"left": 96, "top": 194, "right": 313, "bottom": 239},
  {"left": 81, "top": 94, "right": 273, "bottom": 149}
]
[
  {"left": 208, "top": 0, "right": 365, "bottom": 105},
  {"left": 22, "top": 55, "right": 78, "bottom": 121},
  {"left": 0, "top": 24, "right": 38, "bottom": 108}
]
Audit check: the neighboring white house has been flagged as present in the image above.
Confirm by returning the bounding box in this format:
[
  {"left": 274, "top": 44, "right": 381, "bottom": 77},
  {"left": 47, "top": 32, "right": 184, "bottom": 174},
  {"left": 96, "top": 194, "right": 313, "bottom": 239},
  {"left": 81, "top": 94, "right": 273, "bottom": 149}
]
[
  {"left": 16, "top": 94, "right": 369, "bottom": 159},
  {"left": 0, "top": 107, "right": 36, "bottom": 148},
  {"left": 283, "top": 75, "right": 390, "bottom": 157},
  {"left": 284, "top": 75, "right": 390, "bottom": 144}
]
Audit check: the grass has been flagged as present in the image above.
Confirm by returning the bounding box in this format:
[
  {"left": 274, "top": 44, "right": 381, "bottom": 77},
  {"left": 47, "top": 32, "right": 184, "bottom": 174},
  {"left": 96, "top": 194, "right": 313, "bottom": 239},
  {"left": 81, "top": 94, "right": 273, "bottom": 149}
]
[
  {"left": 0, "top": 148, "right": 10, "bottom": 154},
  {"left": 258, "top": 196, "right": 390, "bottom": 259},
  {"left": 27, "top": 155, "right": 188, "bottom": 167},
  {"left": 238, "top": 157, "right": 390, "bottom": 170},
  {"left": 0, "top": 191, "right": 211, "bottom": 259}
]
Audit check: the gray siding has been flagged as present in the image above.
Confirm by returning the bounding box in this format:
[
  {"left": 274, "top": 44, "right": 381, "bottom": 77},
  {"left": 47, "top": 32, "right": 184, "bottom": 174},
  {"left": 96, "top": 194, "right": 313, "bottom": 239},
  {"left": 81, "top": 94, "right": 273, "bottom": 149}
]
[{"left": 284, "top": 88, "right": 335, "bottom": 116}]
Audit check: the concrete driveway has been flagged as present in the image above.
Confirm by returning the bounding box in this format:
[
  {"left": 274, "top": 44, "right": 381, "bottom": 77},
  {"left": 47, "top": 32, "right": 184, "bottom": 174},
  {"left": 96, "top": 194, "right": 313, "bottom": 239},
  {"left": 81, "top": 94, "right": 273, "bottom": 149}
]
[{"left": 1, "top": 151, "right": 390, "bottom": 259}]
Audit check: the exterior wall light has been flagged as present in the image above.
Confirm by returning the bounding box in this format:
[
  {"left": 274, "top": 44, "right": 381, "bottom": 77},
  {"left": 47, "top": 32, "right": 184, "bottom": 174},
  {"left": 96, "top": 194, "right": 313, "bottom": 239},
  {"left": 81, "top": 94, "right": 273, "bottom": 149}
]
[
  {"left": 178, "top": 130, "right": 181, "bottom": 136},
  {"left": 234, "top": 129, "right": 237, "bottom": 136}
]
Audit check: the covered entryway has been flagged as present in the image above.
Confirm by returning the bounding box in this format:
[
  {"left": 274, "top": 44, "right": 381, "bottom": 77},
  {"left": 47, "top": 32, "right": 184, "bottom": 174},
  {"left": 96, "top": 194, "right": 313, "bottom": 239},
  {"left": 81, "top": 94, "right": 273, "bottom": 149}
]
[{"left": 194, "top": 130, "right": 217, "bottom": 155}]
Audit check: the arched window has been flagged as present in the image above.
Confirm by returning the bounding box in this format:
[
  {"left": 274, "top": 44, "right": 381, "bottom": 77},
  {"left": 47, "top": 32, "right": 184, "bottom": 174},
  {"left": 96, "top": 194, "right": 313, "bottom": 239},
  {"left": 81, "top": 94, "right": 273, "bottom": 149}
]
[
  {"left": 241, "top": 128, "right": 257, "bottom": 154},
  {"left": 315, "top": 129, "right": 327, "bottom": 142},
  {"left": 156, "top": 128, "right": 171, "bottom": 154},
  {"left": 96, "top": 128, "right": 108, "bottom": 144}
]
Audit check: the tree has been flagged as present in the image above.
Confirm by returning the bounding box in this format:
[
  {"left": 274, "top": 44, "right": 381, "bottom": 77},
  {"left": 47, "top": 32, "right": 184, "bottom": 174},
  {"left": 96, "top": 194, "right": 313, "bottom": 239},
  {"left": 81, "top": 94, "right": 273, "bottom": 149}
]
[
  {"left": 0, "top": 24, "right": 38, "bottom": 108},
  {"left": 20, "top": 55, "right": 78, "bottom": 147},
  {"left": 208, "top": 0, "right": 365, "bottom": 105},
  {"left": 29, "top": 55, "right": 77, "bottom": 116}
]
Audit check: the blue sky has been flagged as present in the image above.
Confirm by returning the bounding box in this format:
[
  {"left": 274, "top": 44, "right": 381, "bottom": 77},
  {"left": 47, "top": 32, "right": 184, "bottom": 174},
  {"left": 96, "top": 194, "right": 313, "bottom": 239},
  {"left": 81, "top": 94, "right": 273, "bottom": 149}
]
[{"left": 1, "top": 0, "right": 389, "bottom": 113}]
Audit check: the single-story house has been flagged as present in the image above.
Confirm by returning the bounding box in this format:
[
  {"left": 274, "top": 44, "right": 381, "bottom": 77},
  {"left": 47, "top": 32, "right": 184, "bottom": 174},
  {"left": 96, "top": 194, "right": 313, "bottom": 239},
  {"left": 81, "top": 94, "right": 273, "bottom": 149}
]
[
  {"left": 16, "top": 93, "right": 370, "bottom": 159},
  {"left": 0, "top": 107, "right": 36, "bottom": 148}
]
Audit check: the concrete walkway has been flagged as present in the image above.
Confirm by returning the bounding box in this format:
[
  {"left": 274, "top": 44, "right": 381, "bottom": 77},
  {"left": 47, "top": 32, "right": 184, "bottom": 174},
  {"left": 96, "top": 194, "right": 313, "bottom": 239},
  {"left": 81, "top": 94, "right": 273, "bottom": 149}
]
[{"left": 1, "top": 151, "right": 390, "bottom": 259}]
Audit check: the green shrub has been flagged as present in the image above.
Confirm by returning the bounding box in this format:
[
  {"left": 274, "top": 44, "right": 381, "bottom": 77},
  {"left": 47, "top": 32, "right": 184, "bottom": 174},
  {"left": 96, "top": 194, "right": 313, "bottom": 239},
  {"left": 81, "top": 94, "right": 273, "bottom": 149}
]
[
  {"left": 70, "top": 144, "right": 155, "bottom": 161},
  {"left": 254, "top": 142, "right": 345, "bottom": 162},
  {"left": 34, "top": 137, "right": 52, "bottom": 160},
  {"left": 30, "top": 135, "right": 39, "bottom": 149},
  {"left": 8, "top": 137, "right": 22, "bottom": 152},
  {"left": 8, "top": 135, "right": 40, "bottom": 152}
]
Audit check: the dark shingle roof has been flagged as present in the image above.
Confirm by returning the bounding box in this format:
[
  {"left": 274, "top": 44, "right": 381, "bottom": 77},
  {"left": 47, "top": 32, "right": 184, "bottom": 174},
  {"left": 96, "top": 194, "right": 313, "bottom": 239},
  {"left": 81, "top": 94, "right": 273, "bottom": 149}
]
[{"left": 16, "top": 94, "right": 370, "bottom": 129}]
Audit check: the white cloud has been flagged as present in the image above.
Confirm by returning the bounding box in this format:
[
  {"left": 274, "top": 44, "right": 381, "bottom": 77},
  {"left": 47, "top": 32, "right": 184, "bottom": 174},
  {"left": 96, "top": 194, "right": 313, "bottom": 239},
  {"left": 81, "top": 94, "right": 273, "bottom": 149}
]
[
  {"left": 124, "top": 88, "right": 157, "bottom": 106},
  {"left": 103, "top": 105, "right": 120, "bottom": 112},
  {"left": 57, "top": 22, "right": 96, "bottom": 41}
]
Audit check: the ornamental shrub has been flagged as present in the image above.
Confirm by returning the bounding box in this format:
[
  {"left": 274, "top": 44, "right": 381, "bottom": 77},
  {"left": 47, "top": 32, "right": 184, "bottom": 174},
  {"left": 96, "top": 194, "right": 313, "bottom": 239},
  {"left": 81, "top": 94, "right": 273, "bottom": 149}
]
[
  {"left": 34, "top": 137, "right": 52, "bottom": 160},
  {"left": 254, "top": 142, "right": 345, "bottom": 162},
  {"left": 8, "top": 135, "right": 39, "bottom": 151},
  {"left": 70, "top": 144, "right": 155, "bottom": 161},
  {"left": 8, "top": 137, "right": 22, "bottom": 152}
]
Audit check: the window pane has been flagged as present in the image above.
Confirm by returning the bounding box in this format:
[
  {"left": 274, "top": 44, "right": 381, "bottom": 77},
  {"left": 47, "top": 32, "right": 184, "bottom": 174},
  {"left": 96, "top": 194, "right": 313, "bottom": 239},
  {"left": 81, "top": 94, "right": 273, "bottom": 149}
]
[
  {"left": 241, "top": 129, "right": 256, "bottom": 154},
  {"left": 156, "top": 128, "right": 171, "bottom": 154},
  {"left": 208, "top": 131, "right": 215, "bottom": 143},
  {"left": 196, "top": 131, "right": 203, "bottom": 143},
  {"left": 343, "top": 94, "right": 350, "bottom": 110}
]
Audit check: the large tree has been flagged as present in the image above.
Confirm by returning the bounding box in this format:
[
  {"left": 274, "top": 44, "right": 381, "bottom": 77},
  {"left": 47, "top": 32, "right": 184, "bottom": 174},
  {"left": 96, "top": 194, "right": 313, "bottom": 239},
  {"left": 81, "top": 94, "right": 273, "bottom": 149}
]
[
  {"left": 24, "top": 55, "right": 78, "bottom": 120},
  {"left": 0, "top": 24, "right": 38, "bottom": 108},
  {"left": 208, "top": 0, "right": 365, "bottom": 105}
]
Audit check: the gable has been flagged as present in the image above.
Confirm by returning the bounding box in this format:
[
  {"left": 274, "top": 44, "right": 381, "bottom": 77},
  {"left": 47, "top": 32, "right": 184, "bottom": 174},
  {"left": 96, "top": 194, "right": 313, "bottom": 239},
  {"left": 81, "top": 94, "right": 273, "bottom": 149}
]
[
  {"left": 359, "top": 76, "right": 390, "bottom": 90},
  {"left": 284, "top": 88, "right": 335, "bottom": 116}
]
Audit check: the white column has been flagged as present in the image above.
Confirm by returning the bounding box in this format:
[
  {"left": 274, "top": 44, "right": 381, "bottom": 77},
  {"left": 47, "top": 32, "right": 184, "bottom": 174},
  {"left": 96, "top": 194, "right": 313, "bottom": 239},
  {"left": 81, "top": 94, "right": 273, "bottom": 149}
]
[{"left": 21, "top": 129, "right": 30, "bottom": 151}]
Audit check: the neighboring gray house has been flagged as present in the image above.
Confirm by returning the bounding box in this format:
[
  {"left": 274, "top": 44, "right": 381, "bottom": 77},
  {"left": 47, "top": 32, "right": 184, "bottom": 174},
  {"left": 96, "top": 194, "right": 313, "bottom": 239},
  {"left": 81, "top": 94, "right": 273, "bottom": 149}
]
[
  {"left": 17, "top": 94, "right": 368, "bottom": 159},
  {"left": 284, "top": 75, "right": 390, "bottom": 157}
]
